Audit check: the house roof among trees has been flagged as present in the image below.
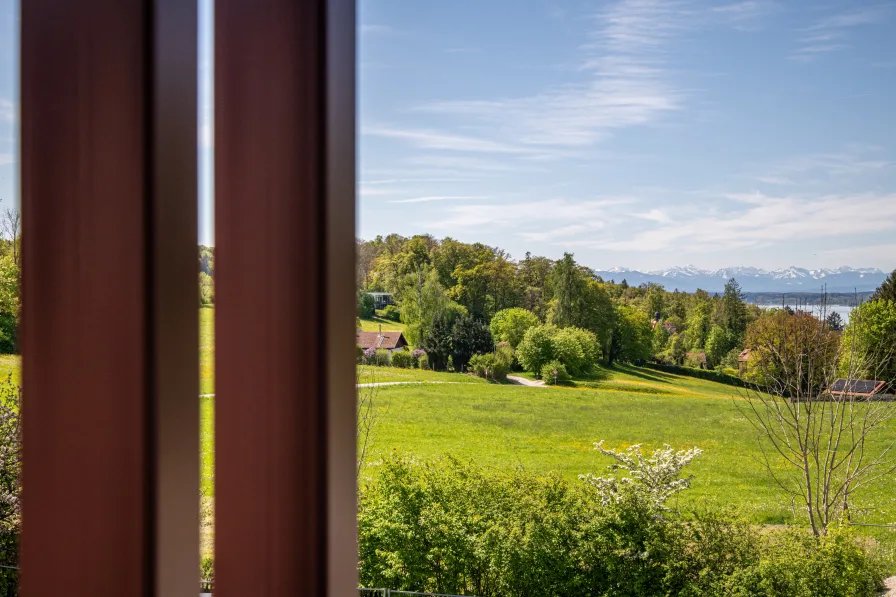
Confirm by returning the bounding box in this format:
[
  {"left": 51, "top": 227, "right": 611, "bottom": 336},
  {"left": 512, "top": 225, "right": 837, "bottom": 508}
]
[
  {"left": 356, "top": 331, "right": 407, "bottom": 350},
  {"left": 828, "top": 379, "right": 888, "bottom": 397},
  {"left": 738, "top": 348, "right": 751, "bottom": 362}
]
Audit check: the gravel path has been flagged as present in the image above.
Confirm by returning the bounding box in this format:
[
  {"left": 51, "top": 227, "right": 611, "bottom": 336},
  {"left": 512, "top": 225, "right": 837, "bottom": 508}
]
[{"left": 506, "top": 375, "right": 546, "bottom": 387}]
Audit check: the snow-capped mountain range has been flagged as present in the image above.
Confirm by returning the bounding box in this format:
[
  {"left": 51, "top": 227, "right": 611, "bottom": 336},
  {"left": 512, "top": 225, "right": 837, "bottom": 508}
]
[{"left": 593, "top": 265, "right": 887, "bottom": 293}]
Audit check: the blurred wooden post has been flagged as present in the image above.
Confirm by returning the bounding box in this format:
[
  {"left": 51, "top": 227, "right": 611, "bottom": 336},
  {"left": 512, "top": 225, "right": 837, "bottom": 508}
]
[
  {"left": 20, "top": 0, "right": 198, "bottom": 594},
  {"left": 215, "top": 0, "right": 357, "bottom": 594}
]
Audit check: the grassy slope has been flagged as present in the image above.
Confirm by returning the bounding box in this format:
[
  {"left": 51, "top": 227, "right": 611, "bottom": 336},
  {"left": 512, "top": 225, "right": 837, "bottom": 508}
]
[
  {"left": 359, "top": 315, "right": 406, "bottom": 332},
  {"left": 0, "top": 355, "right": 19, "bottom": 385},
  {"left": 364, "top": 367, "right": 896, "bottom": 530},
  {"left": 358, "top": 365, "right": 486, "bottom": 385}
]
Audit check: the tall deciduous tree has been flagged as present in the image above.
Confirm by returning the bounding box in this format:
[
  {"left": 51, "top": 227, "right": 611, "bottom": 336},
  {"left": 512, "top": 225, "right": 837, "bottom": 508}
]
[
  {"left": 550, "top": 253, "right": 586, "bottom": 328},
  {"left": 450, "top": 315, "right": 493, "bottom": 372},
  {"left": 739, "top": 309, "right": 896, "bottom": 536},
  {"left": 838, "top": 299, "right": 896, "bottom": 384},
  {"left": 607, "top": 305, "right": 652, "bottom": 366},
  {"left": 721, "top": 278, "right": 748, "bottom": 342},
  {"left": 399, "top": 267, "right": 458, "bottom": 347},
  {"left": 0, "top": 255, "right": 19, "bottom": 354},
  {"left": 871, "top": 270, "right": 896, "bottom": 304},
  {"left": 490, "top": 308, "right": 540, "bottom": 348}
]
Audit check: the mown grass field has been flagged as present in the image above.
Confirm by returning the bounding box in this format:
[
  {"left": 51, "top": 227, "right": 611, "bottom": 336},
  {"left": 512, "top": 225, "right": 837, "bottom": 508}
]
[
  {"left": 361, "top": 365, "right": 896, "bottom": 540},
  {"left": 359, "top": 314, "right": 405, "bottom": 332},
  {"left": 6, "top": 309, "right": 896, "bottom": 556}
]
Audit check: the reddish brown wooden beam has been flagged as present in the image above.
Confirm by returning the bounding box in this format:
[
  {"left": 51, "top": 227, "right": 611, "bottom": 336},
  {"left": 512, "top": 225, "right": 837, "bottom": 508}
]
[
  {"left": 20, "top": 1, "right": 198, "bottom": 595},
  {"left": 215, "top": 0, "right": 356, "bottom": 594}
]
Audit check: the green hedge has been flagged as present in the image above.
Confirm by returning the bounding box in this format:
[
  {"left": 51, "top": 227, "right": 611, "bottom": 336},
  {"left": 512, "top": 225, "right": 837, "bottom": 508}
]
[{"left": 358, "top": 456, "right": 888, "bottom": 597}]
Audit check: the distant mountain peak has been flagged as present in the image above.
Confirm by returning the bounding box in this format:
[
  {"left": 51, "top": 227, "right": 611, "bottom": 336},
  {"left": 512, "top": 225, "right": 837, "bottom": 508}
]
[{"left": 593, "top": 265, "right": 885, "bottom": 293}]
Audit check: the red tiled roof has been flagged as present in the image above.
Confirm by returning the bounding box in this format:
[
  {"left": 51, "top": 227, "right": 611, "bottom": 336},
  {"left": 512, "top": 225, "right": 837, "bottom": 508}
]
[{"left": 356, "top": 331, "right": 407, "bottom": 350}]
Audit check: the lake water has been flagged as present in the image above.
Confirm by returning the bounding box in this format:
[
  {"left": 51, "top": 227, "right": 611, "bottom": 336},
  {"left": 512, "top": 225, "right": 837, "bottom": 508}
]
[{"left": 757, "top": 304, "right": 854, "bottom": 322}]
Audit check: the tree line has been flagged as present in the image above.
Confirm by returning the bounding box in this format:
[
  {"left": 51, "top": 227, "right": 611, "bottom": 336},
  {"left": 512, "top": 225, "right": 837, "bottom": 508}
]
[{"left": 357, "top": 234, "right": 896, "bottom": 384}]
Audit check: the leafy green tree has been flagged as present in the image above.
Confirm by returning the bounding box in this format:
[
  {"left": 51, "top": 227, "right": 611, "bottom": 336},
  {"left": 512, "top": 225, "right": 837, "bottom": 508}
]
[
  {"left": 490, "top": 308, "right": 539, "bottom": 348},
  {"left": 705, "top": 325, "right": 734, "bottom": 369},
  {"left": 577, "top": 280, "right": 615, "bottom": 358},
  {"left": 517, "top": 324, "right": 559, "bottom": 374},
  {"left": 684, "top": 301, "right": 711, "bottom": 350},
  {"left": 839, "top": 300, "right": 896, "bottom": 383},
  {"left": 199, "top": 272, "right": 215, "bottom": 306},
  {"left": 550, "top": 253, "right": 586, "bottom": 328},
  {"left": 0, "top": 254, "right": 19, "bottom": 354},
  {"left": 450, "top": 315, "right": 494, "bottom": 372},
  {"left": 825, "top": 311, "right": 844, "bottom": 332},
  {"left": 357, "top": 291, "right": 375, "bottom": 319},
  {"left": 646, "top": 283, "right": 665, "bottom": 319},
  {"left": 421, "top": 313, "right": 454, "bottom": 371},
  {"left": 651, "top": 321, "right": 670, "bottom": 356},
  {"left": 198, "top": 245, "right": 215, "bottom": 276},
  {"left": 398, "top": 268, "right": 465, "bottom": 347},
  {"left": 670, "top": 335, "right": 687, "bottom": 365},
  {"left": 552, "top": 327, "right": 599, "bottom": 376},
  {"left": 607, "top": 305, "right": 652, "bottom": 366},
  {"left": 871, "top": 270, "right": 896, "bottom": 303},
  {"left": 720, "top": 278, "right": 748, "bottom": 342}
]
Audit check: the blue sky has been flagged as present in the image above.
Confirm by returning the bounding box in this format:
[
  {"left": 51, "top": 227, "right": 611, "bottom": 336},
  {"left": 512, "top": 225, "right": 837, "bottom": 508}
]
[
  {"left": 359, "top": 0, "right": 896, "bottom": 270},
  {"left": 1, "top": 1, "right": 895, "bottom": 271}
]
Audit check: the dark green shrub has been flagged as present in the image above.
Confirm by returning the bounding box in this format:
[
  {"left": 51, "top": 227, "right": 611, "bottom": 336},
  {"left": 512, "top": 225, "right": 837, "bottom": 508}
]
[
  {"left": 358, "top": 456, "right": 887, "bottom": 597},
  {"left": 417, "top": 354, "right": 429, "bottom": 370},
  {"left": 450, "top": 315, "right": 493, "bottom": 372},
  {"left": 382, "top": 305, "right": 401, "bottom": 322},
  {"left": 357, "top": 292, "right": 376, "bottom": 319},
  {"left": 373, "top": 349, "right": 391, "bottom": 367},
  {"left": 517, "top": 324, "right": 558, "bottom": 373},
  {"left": 357, "top": 344, "right": 364, "bottom": 363},
  {"left": 0, "top": 376, "right": 20, "bottom": 596},
  {"left": 391, "top": 350, "right": 412, "bottom": 369},
  {"left": 422, "top": 314, "right": 453, "bottom": 371},
  {"left": 540, "top": 360, "right": 569, "bottom": 384},
  {"left": 468, "top": 350, "right": 511, "bottom": 381}
]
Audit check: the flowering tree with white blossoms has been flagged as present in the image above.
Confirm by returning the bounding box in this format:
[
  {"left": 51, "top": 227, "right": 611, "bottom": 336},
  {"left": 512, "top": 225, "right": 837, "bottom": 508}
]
[{"left": 580, "top": 441, "right": 703, "bottom": 510}]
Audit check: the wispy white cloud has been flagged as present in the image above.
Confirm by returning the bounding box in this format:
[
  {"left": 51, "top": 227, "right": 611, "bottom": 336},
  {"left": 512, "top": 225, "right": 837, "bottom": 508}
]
[
  {"left": 745, "top": 145, "right": 892, "bottom": 184},
  {"left": 519, "top": 224, "right": 597, "bottom": 242},
  {"left": 445, "top": 47, "right": 478, "bottom": 54},
  {"left": 0, "top": 153, "right": 14, "bottom": 166},
  {"left": 574, "top": 192, "right": 896, "bottom": 253},
  {"left": 390, "top": 196, "right": 489, "bottom": 204},
  {"left": 414, "top": 0, "right": 692, "bottom": 150},
  {"left": 363, "top": 126, "right": 534, "bottom": 154},
  {"left": 422, "top": 197, "right": 633, "bottom": 231},
  {"left": 0, "top": 99, "right": 15, "bottom": 124},
  {"left": 712, "top": 0, "right": 779, "bottom": 28},
  {"left": 790, "top": 7, "right": 886, "bottom": 61}
]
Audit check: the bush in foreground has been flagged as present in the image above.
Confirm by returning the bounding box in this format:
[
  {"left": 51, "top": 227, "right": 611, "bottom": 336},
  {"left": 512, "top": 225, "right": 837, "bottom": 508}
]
[
  {"left": 540, "top": 360, "right": 569, "bottom": 385},
  {"left": 358, "top": 455, "right": 887, "bottom": 597},
  {"left": 468, "top": 346, "right": 514, "bottom": 382},
  {"left": 390, "top": 350, "right": 413, "bottom": 369}
]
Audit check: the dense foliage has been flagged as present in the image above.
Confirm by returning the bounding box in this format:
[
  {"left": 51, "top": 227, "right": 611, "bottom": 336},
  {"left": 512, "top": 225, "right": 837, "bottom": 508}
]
[
  {"left": 0, "top": 377, "right": 20, "bottom": 593},
  {"left": 0, "top": 255, "right": 18, "bottom": 354},
  {"left": 839, "top": 299, "right": 896, "bottom": 383},
  {"left": 357, "top": 235, "right": 763, "bottom": 375},
  {"left": 359, "top": 455, "right": 887, "bottom": 597},
  {"left": 871, "top": 270, "right": 896, "bottom": 303}
]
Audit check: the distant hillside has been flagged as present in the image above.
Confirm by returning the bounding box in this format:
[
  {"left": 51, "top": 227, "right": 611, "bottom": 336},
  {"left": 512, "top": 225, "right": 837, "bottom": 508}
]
[{"left": 594, "top": 265, "right": 887, "bottom": 294}]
